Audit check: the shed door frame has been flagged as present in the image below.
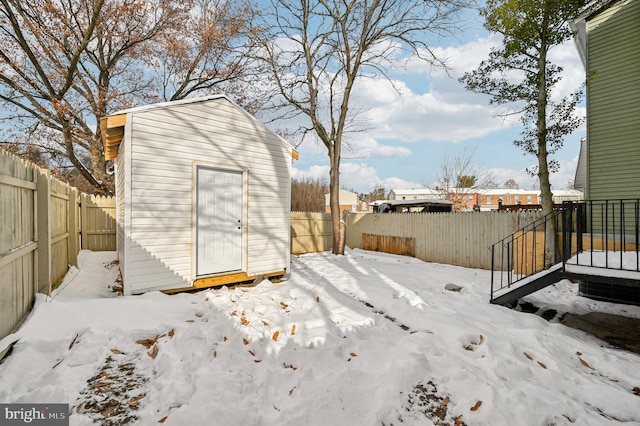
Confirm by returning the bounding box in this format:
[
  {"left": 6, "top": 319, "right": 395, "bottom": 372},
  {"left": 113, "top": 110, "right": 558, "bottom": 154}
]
[{"left": 193, "top": 163, "right": 248, "bottom": 279}]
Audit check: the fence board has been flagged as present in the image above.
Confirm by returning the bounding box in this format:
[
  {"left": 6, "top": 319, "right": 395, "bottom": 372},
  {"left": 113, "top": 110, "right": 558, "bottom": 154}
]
[
  {"left": 363, "top": 234, "right": 416, "bottom": 257},
  {"left": 1, "top": 149, "right": 116, "bottom": 341},
  {"left": 80, "top": 194, "right": 116, "bottom": 251},
  {"left": 291, "top": 212, "right": 332, "bottom": 254},
  {"left": 50, "top": 178, "right": 72, "bottom": 287},
  {"left": 346, "top": 211, "right": 544, "bottom": 270},
  {"left": 0, "top": 149, "right": 38, "bottom": 340}
]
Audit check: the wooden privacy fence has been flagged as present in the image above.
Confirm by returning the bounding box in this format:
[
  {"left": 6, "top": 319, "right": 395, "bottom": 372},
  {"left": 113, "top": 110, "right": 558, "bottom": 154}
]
[
  {"left": 1, "top": 149, "right": 116, "bottom": 340},
  {"left": 80, "top": 194, "right": 116, "bottom": 251},
  {"left": 290, "top": 210, "right": 545, "bottom": 270},
  {"left": 345, "top": 211, "right": 544, "bottom": 270},
  {"left": 291, "top": 212, "right": 332, "bottom": 254}
]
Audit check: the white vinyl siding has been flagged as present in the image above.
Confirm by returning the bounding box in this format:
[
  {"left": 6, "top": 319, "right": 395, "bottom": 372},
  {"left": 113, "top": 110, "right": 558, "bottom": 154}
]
[
  {"left": 118, "top": 96, "right": 291, "bottom": 293},
  {"left": 115, "top": 137, "right": 126, "bottom": 281},
  {"left": 586, "top": 0, "right": 640, "bottom": 200}
]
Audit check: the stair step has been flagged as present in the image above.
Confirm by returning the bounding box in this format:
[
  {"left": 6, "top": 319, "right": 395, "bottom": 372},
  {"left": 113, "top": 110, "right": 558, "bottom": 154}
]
[{"left": 491, "top": 264, "right": 564, "bottom": 305}]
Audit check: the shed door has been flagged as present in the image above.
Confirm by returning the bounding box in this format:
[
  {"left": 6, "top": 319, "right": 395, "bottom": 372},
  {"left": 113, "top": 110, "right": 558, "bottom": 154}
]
[{"left": 196, "top": 167, "right": 244, "bottom": 276}]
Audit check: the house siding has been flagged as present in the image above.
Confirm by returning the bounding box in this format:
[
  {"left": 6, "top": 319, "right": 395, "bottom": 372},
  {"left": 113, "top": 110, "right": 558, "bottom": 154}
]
[
  {"left": 586, "top": 0, "right": 640, "bottom": 200},
  {"left": 121, "top": 97, "right": 291, "bottom": 293},
  {"left": 115, "top": 135, "right": 126, "bottom": 281}
]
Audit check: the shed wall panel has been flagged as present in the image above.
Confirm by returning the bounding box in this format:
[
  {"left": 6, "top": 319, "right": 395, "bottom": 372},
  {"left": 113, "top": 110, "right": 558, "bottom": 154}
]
[
  {"left": 123, "top": 97, "right": 291, "bottom": 292},
  {"left": 115, "top": 130, "right": 126, "bottom": 282}
]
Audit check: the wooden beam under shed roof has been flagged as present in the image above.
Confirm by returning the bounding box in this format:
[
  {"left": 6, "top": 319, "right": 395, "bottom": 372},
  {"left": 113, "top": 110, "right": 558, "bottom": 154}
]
[
  {"left": 101, "top": 114, "right": 126, "bottom": 160},
  {"left": 106, "top": 114, "right": 126, "bottom": 128}
]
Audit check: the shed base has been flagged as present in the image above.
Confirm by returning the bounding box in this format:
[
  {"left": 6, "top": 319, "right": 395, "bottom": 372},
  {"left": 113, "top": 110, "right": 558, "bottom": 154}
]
[{"left": 162, "top": 270, "right": 287, "bottom": 294}]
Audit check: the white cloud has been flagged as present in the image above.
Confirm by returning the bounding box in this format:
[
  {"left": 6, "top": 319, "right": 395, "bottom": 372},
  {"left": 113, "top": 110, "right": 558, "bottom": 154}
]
[
  {"left": 351, "top": 76, "right": 518, "bottom": 143},
  {"left": 403, "top": 33, "right": 502, "bottom": 77},
  {"left": 342, "top": 135, "right": 412, "bottom": 159},
  {"left": 486, "top": 167, "right": 537, "bottom": 189},
  {"left": 338, "top": 163, "right": 380, "bottom": 191},
  {"left": 291, "top": 165, "right": 330, "bottom": 183},
  {"left": 551, "top": 156, "right": 579, "bottom": 190},
  {"left": 485, "top": 155, "right": 579, "bottom": 191},
  {"left": 292, "top": 162, "right": 422, "bottom": 194},
  {"left": 549, "top": 40, "right": 586, "bottom": 102},
  {"left": 339, "top": 163, "right": 424, "bottom": 194},
  {"left": 378, "top": 176, "right": 424, "bottom": 192},
  {"left": 574, "top": 106, "right": 587, "bottom": 132},
  {"left": 292, "top": 163, "right": 379, "bottom": 193},
  {"left": 291, "top": 127, "right": 412, "bottom": 161}
]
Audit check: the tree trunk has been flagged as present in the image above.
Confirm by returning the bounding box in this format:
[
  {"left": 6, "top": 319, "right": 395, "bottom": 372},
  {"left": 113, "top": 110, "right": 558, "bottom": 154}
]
[
  {"left": 329, "top": 148, "right": 345, "bottom": 255},
  {"left": 538, "top": 137, "right": 557, "bottom": 265},
  {"left": 62, "top": 123, "right": 108, "bottom": 194},
  {"left": 537, "top": 37, "right": 556, "bottom": 265}
]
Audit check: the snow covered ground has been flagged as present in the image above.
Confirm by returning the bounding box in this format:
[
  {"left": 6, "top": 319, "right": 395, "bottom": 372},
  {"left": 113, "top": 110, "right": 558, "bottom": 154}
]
[{"left": 1, "top": 249, "right": 639, "bottom": 425}]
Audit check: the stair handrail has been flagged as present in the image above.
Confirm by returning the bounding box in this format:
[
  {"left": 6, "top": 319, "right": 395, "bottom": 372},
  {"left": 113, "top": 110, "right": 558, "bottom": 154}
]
[
  {"left": 490, "top": 208, "right": 565, "bottom": 300},
  {"left": 490, "top": 199, "right": 640, "bottom": 304}
]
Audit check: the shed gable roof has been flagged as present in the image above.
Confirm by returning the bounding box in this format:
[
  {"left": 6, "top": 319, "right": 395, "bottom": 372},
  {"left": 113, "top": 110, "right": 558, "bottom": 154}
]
[{"left": 100, "top": 94, "right": 298, "bottom": 161}]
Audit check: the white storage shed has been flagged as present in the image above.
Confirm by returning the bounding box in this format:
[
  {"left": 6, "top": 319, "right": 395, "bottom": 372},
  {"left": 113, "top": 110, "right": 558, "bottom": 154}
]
[{"left": 100, "top": 95, "right": 297, "bottom": 294}]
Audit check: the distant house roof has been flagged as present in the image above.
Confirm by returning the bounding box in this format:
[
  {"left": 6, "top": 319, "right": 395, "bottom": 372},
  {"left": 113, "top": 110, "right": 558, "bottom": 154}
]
[
  {"left": 383, "top": 199, "right": 453, "bottom": 207},
  {"left": 551, "top": 189, "right": 584, "bottom": 198},
  {"left": 480, "top": 188, "right": 538, "bottom": 195},
  {"left": 376, "top": 198, "right": 453, "bottom": 213},
  {"left": 480, "top": 189, "right": 583, "bottom": 197},
  {"left": 324, "top": 189, "right": 359, "bottom": 206},
  {"left": 388, "top": 187, "right": 583, "bottom": 198},
  {"left": 387, "top": 188, "right": 440, "bottom": 199}
]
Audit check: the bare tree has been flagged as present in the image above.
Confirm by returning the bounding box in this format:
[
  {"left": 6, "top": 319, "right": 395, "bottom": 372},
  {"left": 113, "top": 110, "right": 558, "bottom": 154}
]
[
  {"left": 430, "top": 148, "right": 494, "bottom": 211},
  {"left": 143, "top": 0, "right": 256, "bottom": 103},
  {"left": 504, "top": 179, "right": 519, "bottom": 189},
  {"left": 291, "top": 177, "right": 327, "bottom": 212},
  {"left": 1, "top": 0, "right": 111, "bottom": 193},
  {"left": 252, "top": 0, "right": 467, "bottom": 254},
  {"left": 0, "top": 0, "right": 255, "bottom": 194},
  {"left": 364, "top": 184, "right": 386, "bottom": 204}
]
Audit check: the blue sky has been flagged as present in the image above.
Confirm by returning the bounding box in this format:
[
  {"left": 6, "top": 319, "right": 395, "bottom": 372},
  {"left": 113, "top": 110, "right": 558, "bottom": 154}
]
[{"left": 264, "top": 5, "right": 586, "bottom": 195}]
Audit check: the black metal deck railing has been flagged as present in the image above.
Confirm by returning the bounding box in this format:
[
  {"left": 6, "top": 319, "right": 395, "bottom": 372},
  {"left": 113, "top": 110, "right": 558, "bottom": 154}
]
[
  {"left": 490, "top": 199, "right": 640, "bottom": 301},
  {"left": 490, "top": 209, "right": 563, "bottom": 298},
  {"left": 570, "top": 199, "right": 640, "bottom": 272}
]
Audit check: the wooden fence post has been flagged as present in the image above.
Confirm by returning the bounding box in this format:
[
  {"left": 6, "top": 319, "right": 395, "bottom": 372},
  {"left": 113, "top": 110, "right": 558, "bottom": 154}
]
[
  {"left": 68, "top": 188, "right": 78, "bottom": 267},
  {"left": 80, "top": 193, "right": 87, "bottom": 250},
  {"left": 36, "top": 169, "right": 51, "bottom": 294}
]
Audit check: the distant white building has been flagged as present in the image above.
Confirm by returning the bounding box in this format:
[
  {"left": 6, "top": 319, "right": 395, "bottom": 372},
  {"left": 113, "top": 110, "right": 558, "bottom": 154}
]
[
  {"left": 479, "top": 188, "right": 583, "bottom": 211},
  {"left": 550, "top": 189, "right": 584, "bottom": 203},
  {"left": 387, "top": 188, "right": 442, "bottom": 201},
  {"left": 388, "top": 187, "right": 583, "bottom": 211},
  {"left": 324, "top": 189, "right": 364, "bottom": 213}
]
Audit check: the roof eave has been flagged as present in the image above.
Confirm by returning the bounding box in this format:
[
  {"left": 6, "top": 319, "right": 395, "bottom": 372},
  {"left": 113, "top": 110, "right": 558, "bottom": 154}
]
[{"left": 101, "top": 114, "right": 126, "bottom": 161}]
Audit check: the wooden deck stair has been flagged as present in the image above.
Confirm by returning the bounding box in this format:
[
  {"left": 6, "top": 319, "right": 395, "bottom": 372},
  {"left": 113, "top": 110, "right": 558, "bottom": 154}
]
[
  {"left": 491, "top": 263, "right": 640, "bottom": 306},
  {"left": 490, "top": 200, "right": 640, "bottom": 306},
  {"left": 490, "top": 264, "right": 564, "bottom": 306}
]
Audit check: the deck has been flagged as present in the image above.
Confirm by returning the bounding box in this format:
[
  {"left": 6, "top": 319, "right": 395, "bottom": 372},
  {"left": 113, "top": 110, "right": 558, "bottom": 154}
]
[{"left": 490, "top": 200, "right": 640, "bottom": 306}]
